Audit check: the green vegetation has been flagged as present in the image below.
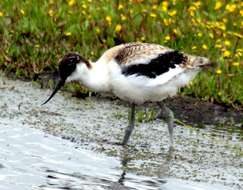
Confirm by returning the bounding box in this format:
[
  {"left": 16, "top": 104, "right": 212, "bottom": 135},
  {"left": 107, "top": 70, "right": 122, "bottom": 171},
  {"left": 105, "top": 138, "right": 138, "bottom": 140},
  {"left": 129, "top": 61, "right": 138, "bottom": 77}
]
[{"left": 0, "top": 0, "right": 242, "bottom": 107}]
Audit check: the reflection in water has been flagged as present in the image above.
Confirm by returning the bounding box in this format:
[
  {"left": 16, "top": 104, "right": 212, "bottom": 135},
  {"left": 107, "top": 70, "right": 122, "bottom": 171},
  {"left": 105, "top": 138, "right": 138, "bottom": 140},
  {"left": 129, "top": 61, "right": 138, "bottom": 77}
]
[
  {"left": 38, "top": 145, "right": 174, "bottom": 190},
  {"left": 109, "top": 146, "right": 173, "bottom": 190},
  {"left": 156, "top": 147, "right": 174, "bottom": 179},
  {"left": 40, "top": 145, "right": 171, "bottom": 190},
  {"left": 37, "top": 142, "right": 236, "bottom": 190},
  {"left": 0, "top": 123, "right": 238, "bottom": 190},
  {"left": 117, "top": 147, "right": 130, "bottom": 187},
  {"left": 0, "top": 123, "right": 165, "bottom": 190}
]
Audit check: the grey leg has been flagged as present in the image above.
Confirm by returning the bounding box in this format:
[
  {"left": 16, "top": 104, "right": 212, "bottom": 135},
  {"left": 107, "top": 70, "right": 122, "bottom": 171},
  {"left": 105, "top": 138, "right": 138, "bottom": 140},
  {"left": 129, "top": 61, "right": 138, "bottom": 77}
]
[
  {"left": 122, "top": 103, "right": 136, "bottom": 146},
  {"left": 157, "top": 102, "right": 174, "bottom": 147}
]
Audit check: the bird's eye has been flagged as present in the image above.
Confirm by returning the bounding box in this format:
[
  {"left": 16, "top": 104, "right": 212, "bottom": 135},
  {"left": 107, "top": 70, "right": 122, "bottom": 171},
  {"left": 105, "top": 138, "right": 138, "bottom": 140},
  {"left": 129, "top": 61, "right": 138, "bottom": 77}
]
[{"left": 69, "top": 58, "right": 76, "bottom": 64}]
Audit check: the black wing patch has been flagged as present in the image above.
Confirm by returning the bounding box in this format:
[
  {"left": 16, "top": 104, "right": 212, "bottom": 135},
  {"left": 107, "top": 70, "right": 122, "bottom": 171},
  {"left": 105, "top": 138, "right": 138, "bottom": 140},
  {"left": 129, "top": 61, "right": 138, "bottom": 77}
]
[{"left": 121, "top": 51, "right": 187, "bottom": 78}]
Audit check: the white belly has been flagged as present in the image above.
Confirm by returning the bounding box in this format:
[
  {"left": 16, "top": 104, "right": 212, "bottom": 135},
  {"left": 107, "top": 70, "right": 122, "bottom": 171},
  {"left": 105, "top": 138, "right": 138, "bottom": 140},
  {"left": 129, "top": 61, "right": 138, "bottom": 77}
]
[{"left": 110, "top": 69, "right": 199, "bottom": 104}]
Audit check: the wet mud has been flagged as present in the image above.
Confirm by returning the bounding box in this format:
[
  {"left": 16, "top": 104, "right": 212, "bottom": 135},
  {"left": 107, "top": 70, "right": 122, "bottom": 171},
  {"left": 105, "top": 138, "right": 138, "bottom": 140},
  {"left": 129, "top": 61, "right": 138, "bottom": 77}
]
[{"left": 165, "top": 96, "right": 243, "bottom": 126}]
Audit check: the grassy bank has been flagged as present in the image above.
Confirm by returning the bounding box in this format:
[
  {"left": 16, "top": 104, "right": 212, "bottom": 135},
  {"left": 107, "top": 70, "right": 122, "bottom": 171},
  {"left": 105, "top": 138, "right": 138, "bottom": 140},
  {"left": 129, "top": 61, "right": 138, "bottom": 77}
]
[{"left": 0, "top": 0, "right": 242, "bottom": 107}]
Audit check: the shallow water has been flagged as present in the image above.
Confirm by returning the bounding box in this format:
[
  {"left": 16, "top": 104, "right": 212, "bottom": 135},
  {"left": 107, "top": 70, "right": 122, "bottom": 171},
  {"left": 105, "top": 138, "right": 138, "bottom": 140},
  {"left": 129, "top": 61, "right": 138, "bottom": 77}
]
[
  {"left": 0, "top": 121, "right": 236, "bottom": 190},
  {"left": 0, "top": 121, "right": 151, "bottom": 190},
  {"left": 0, "top": 74, "right": 242, "bottom": 190}
]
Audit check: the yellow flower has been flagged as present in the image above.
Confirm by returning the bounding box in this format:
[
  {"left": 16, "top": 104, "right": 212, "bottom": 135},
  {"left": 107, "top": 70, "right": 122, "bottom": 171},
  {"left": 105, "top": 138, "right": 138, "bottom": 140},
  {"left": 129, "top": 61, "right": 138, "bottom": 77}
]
[
  {"left": 214, "top": 1, "right": 222, "bottom": 10},
  {"left": 213, "top": 21, "right": 226, "bottom": 31},
  {"left": 81, "top": 10, "right": 87, "bottom": 15},
  {"left": 67, "top": 0, "right": 76, "bottom": 6},
  {"left": 48, "top": 9, "right": 54, "bottom": 17},
  {"left": 193, "top": 1, "right": 201, "bottom": 8},
  {"left": 105, "top": 16, "right": 112, "bottom": 22},
  {"left": 222, "top": 18, "right": 228, "bottom": 23},
  {"left": 236, "top": 48, "right": 243, "bottom": 58},
  {"left": 225, "top": 3, "right": 236, "bottom": 12},
  {"left": 191, "top": 18, "right": 197, "bottom": 25},
  {"left": 216, "top": 69, "right": 222, "bottom": 74},
  {"left": 192, "top": 46, "right": 197, "bottom": 50},
  {"left": 129, "top": 9, "right": 134, "bottom": 15},
  {"left": 223, "top": 50, "right": 231, "bottom": 57},
  {"left": 64, "top": 31, "right": 72, "bottom": 36},
  {"left": 232, "top": 62, "right": 240, "bottom": 67},
  {"left": 215, "top": 44, "right": 222, "bottom": 48},
  {"left": 152, "top": 5, "right": 158, "bottom": 10},
  {"left": 240, "top": 10, "right": 243, "bottom": 16},
  {"left": 209, "top": 32, "right": 214, "bottom": 39},
  {"left": 0, "top": 11, "right": 3, "bottom": 17},
  {"left": 163, "top": 18, "right": 172, "bottom": 26},
  {"left": 161, "top": 1, "right": 168, "bottom": 12},
  {"left": 188, "top": 6, "right": 196, "bottom": 16},
  {"left": 173, "top": 28, "right": 180, "bottom": 35},
  {"left": 236, "top": 53, "right": 242, "bottom": 58},
  {"left": 224, "top": 40, "right": 231, "bottom": 47},
  {"left": 121, "top": 14, "right": 127, "bottom": 21},
  {"left": 105, "top": 16, "right": 112, "bottom": 25},
  {"left": 118, "top": 4, "right": 124, "bottom": 10},
  {"left": 150, "top": 13, "right": 157, "bottom": 18},
  {"left": 197, "top": 32, "right": 202, "bottom": 37},
  {"left": 220, "top": 25, "right": 226, "bottom": 31},
  {"left": 172, "top": 29, "right": 177, "bottom": 34},
  {"left": 164, "top": 35, "right": 170, "bottom": 41},
  {"left": 82, "top": 4, "right": 87, "bottom": 9},
  {"left": 20, "top": 9, "right": 25, "bottom": 15},
  {"left": 168, "top": 10, "right": 177, "bottom": 17},
  {"left": 115, "top": 24, "right": 122, "bottom": 32},
  {"left": 202, "top": 44, "right": 208, "bottom": 50},
  {"left": 95, "top": 27, "right": 100, "bottom": 34},
  {"left": 188, "top": 5, "right": 196, "bottom": 11}
]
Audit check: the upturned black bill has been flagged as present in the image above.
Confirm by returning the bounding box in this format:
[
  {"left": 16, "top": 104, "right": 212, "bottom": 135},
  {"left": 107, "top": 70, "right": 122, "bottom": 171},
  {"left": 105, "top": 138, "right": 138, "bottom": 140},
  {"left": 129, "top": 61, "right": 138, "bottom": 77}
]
[{"left": 41, "top": 79, "right": 65, "bottom": 105}]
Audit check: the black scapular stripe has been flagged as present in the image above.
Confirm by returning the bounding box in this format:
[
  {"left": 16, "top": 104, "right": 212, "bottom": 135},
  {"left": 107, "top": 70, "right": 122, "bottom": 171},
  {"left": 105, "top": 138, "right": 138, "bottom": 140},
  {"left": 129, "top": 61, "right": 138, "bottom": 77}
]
[{"left": 122, "top": 51, "right": 187, "bottom": 78}]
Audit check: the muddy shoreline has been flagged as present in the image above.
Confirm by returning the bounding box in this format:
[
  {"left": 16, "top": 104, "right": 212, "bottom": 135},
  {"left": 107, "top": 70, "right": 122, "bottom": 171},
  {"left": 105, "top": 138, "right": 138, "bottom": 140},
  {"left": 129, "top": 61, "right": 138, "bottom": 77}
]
[
  {"left": 6, "top": 71, "right": 243, "bottom": 126},
  {"left": 32, "top": 71, "right": 243, "bottom": 126},
  {"left": 0, "top": 73, "right": 242, "bottom": 190}
]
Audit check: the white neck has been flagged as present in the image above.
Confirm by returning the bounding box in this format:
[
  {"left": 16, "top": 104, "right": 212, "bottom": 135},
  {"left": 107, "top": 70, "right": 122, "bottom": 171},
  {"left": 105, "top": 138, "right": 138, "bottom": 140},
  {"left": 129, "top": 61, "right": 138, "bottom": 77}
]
[{"left": 67, "top": 61, "right": 110, "bottom": 92}]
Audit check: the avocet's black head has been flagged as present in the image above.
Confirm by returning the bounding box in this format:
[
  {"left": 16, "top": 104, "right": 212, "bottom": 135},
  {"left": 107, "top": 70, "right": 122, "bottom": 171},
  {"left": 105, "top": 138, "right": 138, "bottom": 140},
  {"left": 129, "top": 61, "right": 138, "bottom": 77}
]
[{"left": 42, "top": 53, "right": 87, "bottom": 105}]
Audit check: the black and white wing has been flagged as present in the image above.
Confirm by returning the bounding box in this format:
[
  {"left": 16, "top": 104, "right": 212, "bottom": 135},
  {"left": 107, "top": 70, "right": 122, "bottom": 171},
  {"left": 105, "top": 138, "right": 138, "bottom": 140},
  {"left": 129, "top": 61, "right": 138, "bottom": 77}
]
[
  {"left": 113, "top": 43, "right": 188, "bottom": 79},
  {"left": 99, "top": 42, "right": 210, "bottom": 85}
]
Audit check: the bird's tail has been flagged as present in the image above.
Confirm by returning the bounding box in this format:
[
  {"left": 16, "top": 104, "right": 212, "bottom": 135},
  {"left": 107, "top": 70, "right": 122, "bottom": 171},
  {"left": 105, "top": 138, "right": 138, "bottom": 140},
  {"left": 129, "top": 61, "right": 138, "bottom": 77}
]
[{"left": 186, "top": 55, "right": 213, "bottom": 69}]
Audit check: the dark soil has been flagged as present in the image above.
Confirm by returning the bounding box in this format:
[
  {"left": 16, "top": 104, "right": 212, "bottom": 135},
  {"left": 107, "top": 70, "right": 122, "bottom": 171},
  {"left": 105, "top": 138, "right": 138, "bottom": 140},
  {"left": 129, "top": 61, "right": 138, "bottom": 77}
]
[{"left": 164, "top": 96, "right": 243, "bottom": 126}]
